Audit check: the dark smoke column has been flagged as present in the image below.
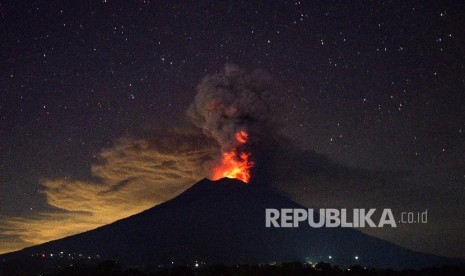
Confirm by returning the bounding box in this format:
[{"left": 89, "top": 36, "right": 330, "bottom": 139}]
[{"left": 188, "top": 64, "right": 279, "bottom": 182}]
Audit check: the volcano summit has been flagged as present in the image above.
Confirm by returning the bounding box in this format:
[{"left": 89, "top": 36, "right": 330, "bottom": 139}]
[{"left": 1, "top": 178, "right": 463, "bottom": 273}]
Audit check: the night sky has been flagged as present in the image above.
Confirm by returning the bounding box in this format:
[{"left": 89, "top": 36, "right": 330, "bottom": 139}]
[{"left": 1, "top": 1, "right": 464, "bottom": 258}]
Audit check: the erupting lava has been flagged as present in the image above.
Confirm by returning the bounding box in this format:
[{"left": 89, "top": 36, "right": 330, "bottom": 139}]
[{"left": 212, "top": 130, "right": 254, "bottom": 183}]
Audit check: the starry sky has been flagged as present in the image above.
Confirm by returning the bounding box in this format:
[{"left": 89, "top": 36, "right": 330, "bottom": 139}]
[{"left": 1, "top": 1, "right": 464, "bottom": 258}]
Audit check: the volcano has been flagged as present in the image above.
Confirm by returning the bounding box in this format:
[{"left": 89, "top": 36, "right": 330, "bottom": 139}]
[{"left": 1, "top": 178, "right": 463, "bottom": 272}]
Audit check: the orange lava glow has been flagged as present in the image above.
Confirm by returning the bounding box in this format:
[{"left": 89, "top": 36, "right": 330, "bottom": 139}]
[{"left": 212, "top": 130, "right": 254, "bottom": 183}]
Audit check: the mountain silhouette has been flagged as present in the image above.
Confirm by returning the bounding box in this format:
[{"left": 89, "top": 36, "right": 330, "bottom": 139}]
[{"left": 1, "top": 178, "right": 464, "bottom": 272}]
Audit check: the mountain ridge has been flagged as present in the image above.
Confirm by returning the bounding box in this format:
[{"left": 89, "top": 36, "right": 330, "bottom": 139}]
[{"left": 1, "top": 178, "right": 464, "bottom": 272}]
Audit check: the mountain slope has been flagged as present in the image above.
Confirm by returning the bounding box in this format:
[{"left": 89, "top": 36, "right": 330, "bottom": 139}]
[{"left": 1, "top": 178, "right": 463, "bottom": 272}]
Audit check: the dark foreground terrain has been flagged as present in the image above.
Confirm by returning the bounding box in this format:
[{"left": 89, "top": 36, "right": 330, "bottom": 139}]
[{"left": 9, "top": 260, "right": 465, "bottom": 276}]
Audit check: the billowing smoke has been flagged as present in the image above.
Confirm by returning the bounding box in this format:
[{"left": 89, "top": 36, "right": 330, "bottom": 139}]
[
  {"left": 188, "top": 64, "right": 280, "bottom": 152},
  {"left": 187, "top": 65, "right": 281, "bottom": 182}
]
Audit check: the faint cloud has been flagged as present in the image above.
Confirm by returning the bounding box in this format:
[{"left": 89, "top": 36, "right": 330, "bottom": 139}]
[{"left": 0, "top": 129, "right": 217, "bottom": 253}]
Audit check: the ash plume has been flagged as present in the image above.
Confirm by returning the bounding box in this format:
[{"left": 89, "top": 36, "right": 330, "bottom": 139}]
[
  {"left": 187, "top": 65, "right": 281, "bottom": 152},
  {"left": 0, "top": 65, "right": 285, "bottom": 253}
]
